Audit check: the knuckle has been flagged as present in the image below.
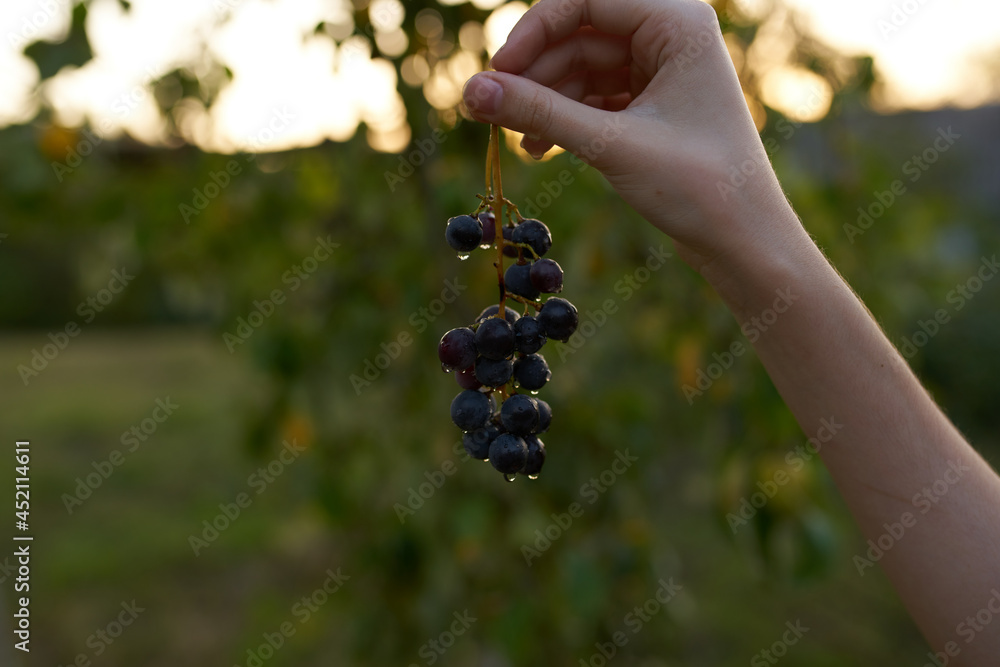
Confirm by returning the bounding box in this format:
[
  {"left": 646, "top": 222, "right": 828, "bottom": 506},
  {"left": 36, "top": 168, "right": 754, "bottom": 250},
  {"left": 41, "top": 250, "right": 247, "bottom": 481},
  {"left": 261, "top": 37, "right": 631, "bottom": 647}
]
[{"left": 526, "top": 88, "right": 556, "bottom": 139}]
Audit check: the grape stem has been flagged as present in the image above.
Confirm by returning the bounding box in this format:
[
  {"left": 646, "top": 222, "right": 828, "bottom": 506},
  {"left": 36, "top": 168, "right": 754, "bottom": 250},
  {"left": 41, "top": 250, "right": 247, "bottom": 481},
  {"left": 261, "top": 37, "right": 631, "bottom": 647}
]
[
  {"left": 489, "top": 124, "right": 506, "bottom": 317},
  {"left": 484, "top": 130, "right": 492, "bottom": 195},
  {"left": 503, "top": 198, "right": 524, "bottom": 222},
  {"left": 484, "top": 127, "right": 521, "bottom": 403},
  {"left": 505, "top": 293, "right": 542, "bottom": 311}
]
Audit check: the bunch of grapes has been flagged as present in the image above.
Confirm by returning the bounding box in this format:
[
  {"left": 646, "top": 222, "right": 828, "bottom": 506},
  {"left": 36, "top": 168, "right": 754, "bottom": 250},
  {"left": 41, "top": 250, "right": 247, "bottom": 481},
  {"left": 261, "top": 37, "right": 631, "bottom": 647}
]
[{"left": 438, "top": 127, "right": 578, "bottom": 482}]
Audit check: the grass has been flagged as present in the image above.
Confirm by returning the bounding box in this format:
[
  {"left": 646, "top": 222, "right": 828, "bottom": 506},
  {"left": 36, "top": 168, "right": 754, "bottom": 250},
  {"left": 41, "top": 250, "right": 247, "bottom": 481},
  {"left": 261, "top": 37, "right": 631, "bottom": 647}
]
[{"left": 0, "top": 329, "right": 931, "bottom": 666}]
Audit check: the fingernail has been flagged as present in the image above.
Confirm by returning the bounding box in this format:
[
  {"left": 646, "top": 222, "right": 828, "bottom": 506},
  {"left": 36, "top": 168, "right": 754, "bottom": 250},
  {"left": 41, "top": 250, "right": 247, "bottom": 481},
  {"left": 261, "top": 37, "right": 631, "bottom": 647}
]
[
  {"left": 519, "top": 137, "right": 544, "bottom": 160},
  {"left": 463, "top": 74, "right": 503, "bottom": 117},
  {"left": 489, "top": 44, "right": 508, "bottom": 68}
]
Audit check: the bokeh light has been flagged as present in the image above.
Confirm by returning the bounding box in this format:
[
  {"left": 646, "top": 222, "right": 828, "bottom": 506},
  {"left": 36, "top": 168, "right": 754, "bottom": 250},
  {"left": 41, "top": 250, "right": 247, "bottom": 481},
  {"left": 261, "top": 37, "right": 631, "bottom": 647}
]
[
  {"left": 5, "top": 2, "right": 1000, "bottom": 666},
  {"left": 2, "top": 0, "right": 999, "bottom": 148},
  {"left": 759, "top": 67, "right": 833, "bottom": 122},
  {"left": 483, "top": 1, "right": 528, "bottom": 59}
]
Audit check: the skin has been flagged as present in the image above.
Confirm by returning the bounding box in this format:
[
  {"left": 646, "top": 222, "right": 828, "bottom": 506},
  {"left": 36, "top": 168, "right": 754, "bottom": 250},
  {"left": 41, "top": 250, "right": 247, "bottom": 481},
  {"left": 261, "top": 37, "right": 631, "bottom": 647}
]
[{"left": 462, "top": 0, "right": 1000, "bottom": 662}]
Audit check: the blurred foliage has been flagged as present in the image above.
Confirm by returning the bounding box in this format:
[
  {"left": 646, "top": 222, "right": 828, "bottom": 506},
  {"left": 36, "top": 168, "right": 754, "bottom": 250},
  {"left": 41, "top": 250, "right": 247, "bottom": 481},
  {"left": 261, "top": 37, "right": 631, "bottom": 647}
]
[
  {"left": 2, "top": 0, "right": 999, "bottom": 665},
  {"left": 23, "top": 2, "right": 91, "bottom": 79}
]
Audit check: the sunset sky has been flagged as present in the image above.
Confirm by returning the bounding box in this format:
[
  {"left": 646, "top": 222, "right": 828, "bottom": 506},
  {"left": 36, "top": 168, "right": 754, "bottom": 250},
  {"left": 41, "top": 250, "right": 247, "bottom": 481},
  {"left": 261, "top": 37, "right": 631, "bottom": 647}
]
[{"left": 1, "top": 0, "right": 997, "bottom": 152}]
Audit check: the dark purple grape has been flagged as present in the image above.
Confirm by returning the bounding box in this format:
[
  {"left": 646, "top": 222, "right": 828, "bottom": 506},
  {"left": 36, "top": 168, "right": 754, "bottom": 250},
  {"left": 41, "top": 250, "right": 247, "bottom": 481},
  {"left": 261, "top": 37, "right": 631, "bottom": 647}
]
[
  {"left": 478, "top": 210, "right": 496, "bottom": 246},
  {"left": 474, "top": 356, "right": 513, "bottom": 387},
  {"left": 513, "top": 353, "right": 551, "bottom": 391},
  {"left": 477, "top": 304, "right": 520, "bottom": 325},
  {"left": 455, "top": 366, "right": 481, "bottom": 390},
  {"left": 474, "top": 317, "right": 515, "bottom": 360},
  {"left": 450, "top": 390, "right": 491, "bottom": 431},
  {"left": 502, "top": 226, "right": 518, "bottom": 258},
  {"left": 534, "top": 399, "right": 552, "bottom": 433},
  {"left": 504, "top": 261, "right": 540, "bottom": 300},
  {"left": 438, "top": 327, "right": 476, "bottom": 371},
  {"left": 446, "top": 215, "right": 483, "bottom": 253},
  {"left": 500, "top": 394, "right": 539, "bottom": 436},
  {"left": 520, "top": 435, "right": 546, "bottom": 476},
  {"left": 488, "top": 433, "right": 528, "bottom": 474},
  {"left": 512, "top": 219, "right": 552, "bottom": 258},
  {"left": 530, "top": 258, "right": 563, "bottom": 294},
  {"left": 538, "top": 297, "right": 578, "bottom": 341},
  {"left": 513, "top": 316, "right": 546, "bottom": 354},
  {"left": 464, "top": 423, "right": 500, "bottom": 460}
]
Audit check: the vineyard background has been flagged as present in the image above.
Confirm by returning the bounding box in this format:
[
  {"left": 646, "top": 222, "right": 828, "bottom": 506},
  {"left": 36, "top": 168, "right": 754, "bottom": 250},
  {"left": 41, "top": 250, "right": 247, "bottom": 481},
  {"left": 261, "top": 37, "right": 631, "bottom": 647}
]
[{"left": 2, "top": 0, "right": 999, "bottom": 665}]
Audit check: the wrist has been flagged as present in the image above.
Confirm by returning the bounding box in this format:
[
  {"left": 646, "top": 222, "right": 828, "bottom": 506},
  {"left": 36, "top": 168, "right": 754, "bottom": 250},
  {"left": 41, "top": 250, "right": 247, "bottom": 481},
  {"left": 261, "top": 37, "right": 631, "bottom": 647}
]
[{"left": 696, "top": 195, "right": 823, "bottom": 325}]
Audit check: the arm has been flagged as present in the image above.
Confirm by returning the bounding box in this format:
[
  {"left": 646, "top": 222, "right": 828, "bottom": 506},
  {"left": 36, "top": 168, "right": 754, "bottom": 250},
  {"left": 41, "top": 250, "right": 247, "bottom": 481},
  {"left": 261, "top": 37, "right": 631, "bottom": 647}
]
[{"left": 463, "top": 0, "right": 1000, "bottom": 660}]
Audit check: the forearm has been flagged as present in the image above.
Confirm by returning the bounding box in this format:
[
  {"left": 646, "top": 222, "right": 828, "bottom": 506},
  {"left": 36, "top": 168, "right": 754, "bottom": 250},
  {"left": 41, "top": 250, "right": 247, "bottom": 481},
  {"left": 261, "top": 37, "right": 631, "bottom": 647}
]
[
  {"left": 702, "top": 197, "right": 1000, "bottom": 661},
  {"left": 466, "top": 0, "right": 1000, "bottom": 653}
]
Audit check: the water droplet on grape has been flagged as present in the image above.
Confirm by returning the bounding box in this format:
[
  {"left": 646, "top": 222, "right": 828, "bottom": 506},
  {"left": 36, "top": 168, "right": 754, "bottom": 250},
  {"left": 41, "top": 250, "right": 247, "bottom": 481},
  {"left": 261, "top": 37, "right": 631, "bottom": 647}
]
[
  {"left": 503, "top": 473, "right": 516, "bottom": 483},
  {"left": 457, "top": 253, "right": 470, "bottom": 261},
  {"left": 528, "top": 474, "right": 539, "bottom": 480},
  {"left": 441, "top": 363, "right": 453, "bottom": 373},
  {"left": 479, "top": 243, "right": 492, "bottom": 250},
  {"left": 530, "top": 390, "right": 539, "bottom": 395}
]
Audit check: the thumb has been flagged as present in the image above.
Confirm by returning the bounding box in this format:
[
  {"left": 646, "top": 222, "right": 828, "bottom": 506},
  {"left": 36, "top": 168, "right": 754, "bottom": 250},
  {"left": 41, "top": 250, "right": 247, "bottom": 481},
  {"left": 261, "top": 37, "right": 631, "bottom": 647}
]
[{"left": 463, "top": 72, "right": 620, "bottom": 165}]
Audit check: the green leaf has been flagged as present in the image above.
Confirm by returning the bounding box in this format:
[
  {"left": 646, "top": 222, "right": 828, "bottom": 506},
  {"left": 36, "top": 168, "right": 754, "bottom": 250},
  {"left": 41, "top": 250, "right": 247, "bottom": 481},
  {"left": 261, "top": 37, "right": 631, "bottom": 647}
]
[{"left": 23, "top": 3, "right": 92, "bottom": 80}]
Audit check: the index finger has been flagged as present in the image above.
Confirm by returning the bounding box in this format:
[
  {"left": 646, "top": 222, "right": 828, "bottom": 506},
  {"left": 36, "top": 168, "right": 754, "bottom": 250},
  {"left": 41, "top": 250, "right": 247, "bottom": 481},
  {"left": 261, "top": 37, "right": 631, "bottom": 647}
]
[{"left": 490, "top": 0, "right": 679, "bottom": 74}]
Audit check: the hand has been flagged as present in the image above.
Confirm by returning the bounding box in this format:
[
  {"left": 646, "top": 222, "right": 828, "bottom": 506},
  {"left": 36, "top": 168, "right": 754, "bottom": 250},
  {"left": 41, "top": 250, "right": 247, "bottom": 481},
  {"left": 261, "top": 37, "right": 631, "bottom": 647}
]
[
  {"left": 470, "top": 7, "right": 1000, "bottom": 661},
  {"left": 462, "top": 0, "right": 800, "bottom": 273}
]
